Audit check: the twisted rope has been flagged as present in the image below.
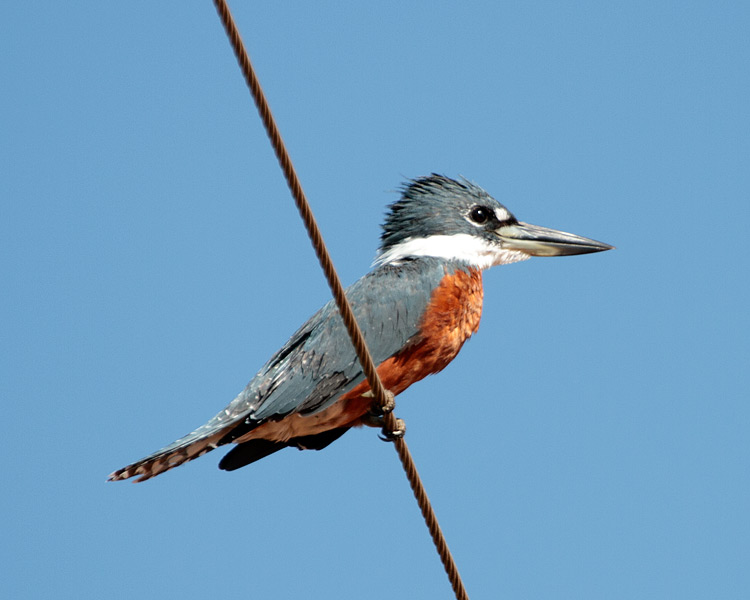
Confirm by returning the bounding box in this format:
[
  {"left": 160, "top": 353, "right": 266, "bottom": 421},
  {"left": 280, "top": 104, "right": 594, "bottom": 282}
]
[{"left": 211, "top": 2, "right": 469, "bottom": 598}]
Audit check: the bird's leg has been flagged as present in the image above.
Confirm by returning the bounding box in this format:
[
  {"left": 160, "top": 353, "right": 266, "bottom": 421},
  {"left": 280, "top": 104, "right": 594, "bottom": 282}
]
[{"left": 361, "top": 390, "right": 406, "bottom": 440}]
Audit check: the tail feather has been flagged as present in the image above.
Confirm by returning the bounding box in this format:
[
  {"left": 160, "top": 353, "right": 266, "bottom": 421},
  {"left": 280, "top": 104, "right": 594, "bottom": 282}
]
[
  {"left": 108, "top": 421, "right": 240, "bottom": 483},
  {"left": 109, "top": 413, "right": 354, "bottom": 482}
]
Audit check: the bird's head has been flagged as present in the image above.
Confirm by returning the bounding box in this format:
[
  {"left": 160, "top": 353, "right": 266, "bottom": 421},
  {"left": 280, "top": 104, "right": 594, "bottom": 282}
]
[{"left": 374, "top": 174, "right": 613, "bottom": 268}]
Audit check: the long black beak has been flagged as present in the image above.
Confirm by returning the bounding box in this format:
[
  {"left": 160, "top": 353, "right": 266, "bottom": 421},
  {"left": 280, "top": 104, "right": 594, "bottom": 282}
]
[{"left": 497, "top": 222, "right": 614, "bottom": 256}]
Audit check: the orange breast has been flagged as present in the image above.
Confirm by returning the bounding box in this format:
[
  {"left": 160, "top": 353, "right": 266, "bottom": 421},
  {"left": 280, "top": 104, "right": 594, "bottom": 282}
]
[{"left": 352, "top": 266, "right": 484, "bottom": 397}]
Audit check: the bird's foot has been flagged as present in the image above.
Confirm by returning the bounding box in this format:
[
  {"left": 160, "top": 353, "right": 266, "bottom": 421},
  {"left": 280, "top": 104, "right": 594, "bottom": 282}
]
[
  {"left": 378, "top": 417, "right": 406, "bottom": 441},
  {"left": 365, "top": 389, "right": 395, "bottom": 417},
  {"left": 361, "top": 390, "right": 405, "bottom": 441}
]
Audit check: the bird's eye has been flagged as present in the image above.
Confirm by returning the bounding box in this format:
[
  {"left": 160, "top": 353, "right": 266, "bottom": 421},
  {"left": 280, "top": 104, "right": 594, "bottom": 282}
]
[{"left": 469, "top": 206, "right": 490, "bottom": 225}]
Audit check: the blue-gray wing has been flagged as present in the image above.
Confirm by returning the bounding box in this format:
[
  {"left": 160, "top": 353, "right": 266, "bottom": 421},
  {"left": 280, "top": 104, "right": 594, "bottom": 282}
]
[
  {"left": 214, "top": 257, "right": 449, "bottom": 421},
  {"left": 109, "top": 258, "right": 450, "bottom": 481}
]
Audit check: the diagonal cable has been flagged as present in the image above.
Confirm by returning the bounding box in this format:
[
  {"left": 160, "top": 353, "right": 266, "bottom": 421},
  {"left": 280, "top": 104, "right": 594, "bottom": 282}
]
[{"left": 211, "top": 2, "right": 469, "bottom": 599}]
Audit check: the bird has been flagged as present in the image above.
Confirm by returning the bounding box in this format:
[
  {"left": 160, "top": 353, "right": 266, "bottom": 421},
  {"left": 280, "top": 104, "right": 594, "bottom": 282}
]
[{"left": 109, "top": 174, "right": 612, "bottom": 482}]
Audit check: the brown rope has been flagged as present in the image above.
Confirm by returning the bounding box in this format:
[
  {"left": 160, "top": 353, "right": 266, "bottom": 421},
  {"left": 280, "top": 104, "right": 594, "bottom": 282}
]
[{"left": 211, "top": 2, "right": 469, "bottom": 599}]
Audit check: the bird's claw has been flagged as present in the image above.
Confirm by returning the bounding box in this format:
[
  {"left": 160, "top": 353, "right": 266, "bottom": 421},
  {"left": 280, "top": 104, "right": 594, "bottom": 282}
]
[{"left": 379, "top": 418, "right": 406, "bottom": 442}]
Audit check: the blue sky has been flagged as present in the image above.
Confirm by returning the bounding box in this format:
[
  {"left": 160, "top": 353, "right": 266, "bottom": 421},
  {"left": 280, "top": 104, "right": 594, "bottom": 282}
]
[{"left": 2, "top": 2, "right": 748, "bottom": 599}]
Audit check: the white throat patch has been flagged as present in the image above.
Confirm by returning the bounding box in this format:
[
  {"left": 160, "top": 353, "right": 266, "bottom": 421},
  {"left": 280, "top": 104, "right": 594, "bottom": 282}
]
[{"left": 373, "top": 234, "right": 530, "bottom": 269}]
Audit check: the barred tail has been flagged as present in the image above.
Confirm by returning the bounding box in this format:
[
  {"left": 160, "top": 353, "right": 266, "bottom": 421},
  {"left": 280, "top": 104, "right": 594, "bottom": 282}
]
[{"left": 108, "top": 415, "right": 244, "bottom": 483}]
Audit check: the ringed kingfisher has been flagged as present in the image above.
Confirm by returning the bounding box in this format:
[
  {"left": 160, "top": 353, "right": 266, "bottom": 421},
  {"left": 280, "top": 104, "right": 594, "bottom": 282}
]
[{"left": 109, "top": 174, "right": 612, "bottom": 482}]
